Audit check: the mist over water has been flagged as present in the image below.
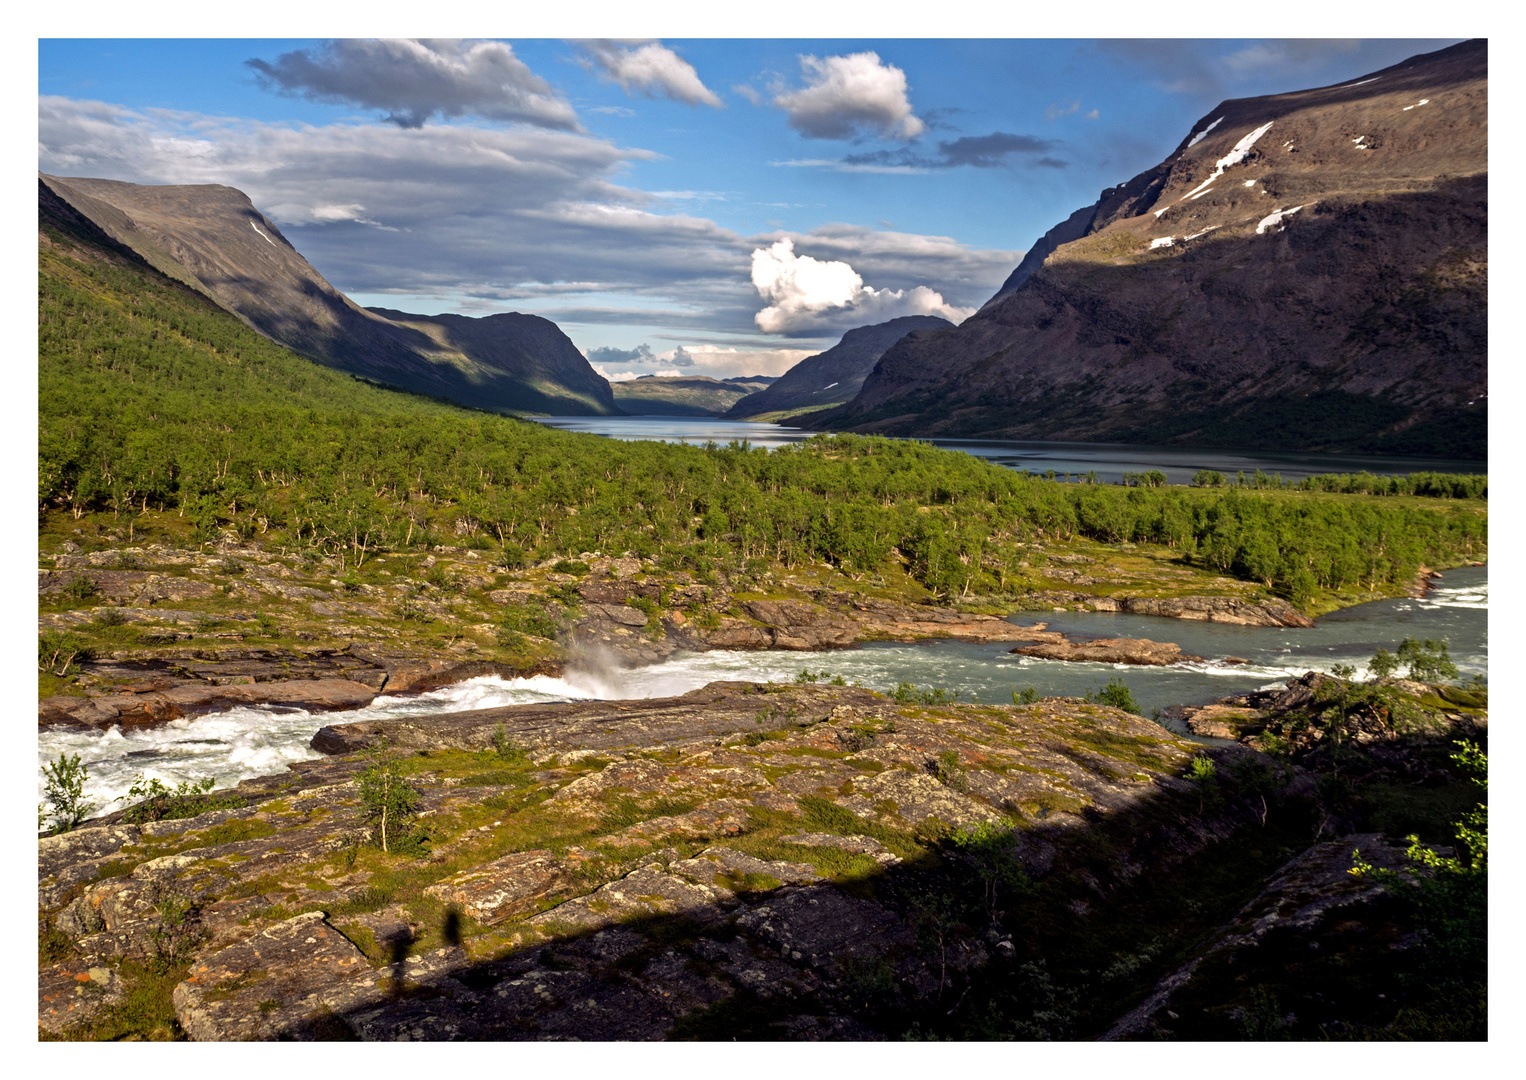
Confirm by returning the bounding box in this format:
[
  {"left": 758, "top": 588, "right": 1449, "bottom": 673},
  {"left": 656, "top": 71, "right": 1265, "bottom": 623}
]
[{"left": 40, "top": 567, "right": 1485, "bottom": 820}]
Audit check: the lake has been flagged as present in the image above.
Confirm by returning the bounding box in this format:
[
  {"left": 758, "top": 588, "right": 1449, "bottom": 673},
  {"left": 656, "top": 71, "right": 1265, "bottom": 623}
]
[{"left": 532, "top": 416, "right": 1484, "bottom": 486}]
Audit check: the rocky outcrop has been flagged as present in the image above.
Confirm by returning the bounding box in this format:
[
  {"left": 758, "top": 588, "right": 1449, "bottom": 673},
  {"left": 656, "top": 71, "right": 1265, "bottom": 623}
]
[
  {"left": 1075, "top": 594, "right": 1314, "bottom": 628},
  {"left": 39, "top": 678, "right": 380, "bottom": 731},
  {"left": 1102, "top": 834, "right": 1413, "bottom": 1041},
  {"left": 814, "top": 41, "right": 1487, "bottom": 458},
  {"left": 1011, "top": 636, "right": 1199, "bottom": 666},
  {"left": 44, "top": 681, "right": 1227, "bottom": 1040}
]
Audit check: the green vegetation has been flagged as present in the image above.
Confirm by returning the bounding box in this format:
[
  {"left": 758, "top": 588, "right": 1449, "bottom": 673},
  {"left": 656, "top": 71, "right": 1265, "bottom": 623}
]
[
  {"left": 117, "top": 774, "right": 246, "bottom": 824},
  {"left": 1084, "top": 676, "right": 1140, "bottom": 715},
  {"left": 41, "top": 753, "right": 94, "bottom": 834},
  {"left": 356, "top": 743, "right": 423, "bottom": 854},
  {"left": 40, "top": 225, "right": 1484, "bottom": 613}
]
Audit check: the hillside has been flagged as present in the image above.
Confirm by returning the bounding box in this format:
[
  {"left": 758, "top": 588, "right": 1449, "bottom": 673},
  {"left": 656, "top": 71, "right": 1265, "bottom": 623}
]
[
  {"left": 610, "top": 375, "right": 775, "bottom": 416},
  {"left": 813, "top": 41, "right": 1487, "bottom": 458},
  {"left": 726, "top": 316, "right": 951, "bottom": 421},
  {"left": 39, "top": 175, "right": 616, "bottom": 415}
]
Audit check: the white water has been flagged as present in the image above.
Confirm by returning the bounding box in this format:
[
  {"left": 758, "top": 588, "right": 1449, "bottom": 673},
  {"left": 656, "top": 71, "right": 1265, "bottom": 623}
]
[{"left": 40, "top": 568, "right": 1487, "bottom": 820}]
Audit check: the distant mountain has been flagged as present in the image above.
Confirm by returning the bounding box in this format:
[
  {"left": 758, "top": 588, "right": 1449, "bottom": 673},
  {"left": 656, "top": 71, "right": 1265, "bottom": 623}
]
[
  {"left": 38, "top": 174, "right": 617, "bottom": 416},
  {"left": 611, "top": 375, "right": 776, "bottom": 416},
  {"left": 725, "top": 316, "right": 953, "bottom": 421},
  {"left": 813, "top": 41, "right": 1487, "bottom": 458}
]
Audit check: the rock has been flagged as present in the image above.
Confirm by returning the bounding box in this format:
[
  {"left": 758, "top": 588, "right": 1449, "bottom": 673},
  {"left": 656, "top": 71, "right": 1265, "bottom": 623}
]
[
  {"left": 1174, "top": 705, "right": 1264, "bottom": 739},
  {"left": 38, "top": 961, "right": 124, "bottom": 1035},
  {"left": 1102, "top": 835, "right": 1413, "bottom": 1041},
  {"left": 172, "top": 913, "right": 378, "bottom": 1041},
  {"left": 1011, "top": 636, "right": 1195, "bottom": 666},
  {"left": 527, "top": 865, "right": 731, "bottom": 935},
  {"left": 422, "top": 850, "right": 579, "bottom": 925},
  {"left": 779, "top": 832, "right": 902, "bottom": 866},
  {"left": 38, "top": 678, "right": 380, "bottom": 731}
]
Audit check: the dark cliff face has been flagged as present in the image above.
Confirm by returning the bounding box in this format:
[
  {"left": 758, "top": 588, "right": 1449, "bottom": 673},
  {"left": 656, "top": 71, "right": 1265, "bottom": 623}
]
[
  {"left": 726, "top": 315, "right": 953, "bottom": 419},
  {"left": 38, "top": 175, "right": 616, "bottom": 416},
  {"left": 822, "top": 40, "right": 1487, "bottom": 458}
]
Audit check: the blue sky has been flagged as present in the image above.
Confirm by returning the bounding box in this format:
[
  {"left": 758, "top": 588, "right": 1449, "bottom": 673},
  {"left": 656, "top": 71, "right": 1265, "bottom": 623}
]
[{"left": 39, "top": 37, "right": 1460, "bottom": 379}]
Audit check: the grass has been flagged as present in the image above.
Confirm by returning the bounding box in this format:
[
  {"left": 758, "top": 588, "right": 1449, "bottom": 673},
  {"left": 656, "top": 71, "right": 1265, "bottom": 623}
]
[{"left": 40, "top": 959, "right": 189, "bottom": 1041}]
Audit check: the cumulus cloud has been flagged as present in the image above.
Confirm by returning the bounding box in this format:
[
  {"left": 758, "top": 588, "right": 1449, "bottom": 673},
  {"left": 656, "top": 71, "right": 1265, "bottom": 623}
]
[
  {"left": 587, "top": 344, "right": 657, "bottom": 366},
  {"left": 750, "top": 238, "right": 972, "bottom": 335},
  {"left": 773, "top": 52, "right": 923, "bottom": 141},
  {"left": 246, "top": 39, "right": 578, "bottom": 130},
  {"left": 576, "top": 41, "right": 722, "bottom": 107},
  {"left": 669, "top": 345, "right": 697, "bottom": 366},
  {"left": 38, "top": 96, "right": 1015, "bottom": 347}
]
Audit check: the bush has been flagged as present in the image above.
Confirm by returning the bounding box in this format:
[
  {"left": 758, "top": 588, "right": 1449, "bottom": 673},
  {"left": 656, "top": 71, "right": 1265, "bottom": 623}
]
[
  {"left": 892, "top": 682, "right": 960, "bottom": 705},
  {"left": 1012, "top": 685, "right": 1039, "bottom": 706},
  {"left": 117, "top": 772, "right": 244, "bottom": 823},
  {"left": 39, "top": 630, "right": 92, "bottom": 675},
  {"left": 1084, "top": 676, "right": 1140, "bottom": 715},
  {"left": 1396, "top": 637, "right": 1460, "bottom": 683},
  {"left": 490, "top": 723, "right": 528, "bottom": 763},
  {"left": 41, "top": 752, "right": 95, "bottom": 833},
  {"left": 356, "top": 742, "right": 422, "bottom": 854},
  {"left": 551, "top": 559, "right": 589, "bottom": 576}
]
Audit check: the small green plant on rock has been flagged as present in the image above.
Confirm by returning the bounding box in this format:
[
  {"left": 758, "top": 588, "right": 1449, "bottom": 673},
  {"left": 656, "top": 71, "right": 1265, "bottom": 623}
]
[
  {"left": 1084, "top": 676, "right": 1140, "bottom": 715},
  {"left": 357, "top": 741, "right": 422, "bottom": 855},
  {"left": 490, "top": 723, "right": 528, "bottom": 763},
  {"left": 41, "top": 752, "right": 95, "bottom": 833},
  {"left": 1012, "top": 685, "right": 1040, "bottom": 706},
  {"left": 118, "top": 772, "right": 242, "bottom": 823}
]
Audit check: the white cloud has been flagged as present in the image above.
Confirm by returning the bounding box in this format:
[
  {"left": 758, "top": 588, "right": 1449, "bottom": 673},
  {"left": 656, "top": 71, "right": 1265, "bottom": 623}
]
[
  {"left": 39, "top": 96, "right": 1014, "bottom": 345},
  {"left": 577, "top": 41, "right": 723, "bottom": 108},
  {"left": 773, "top": 52, "right": 924, "bottom": 141},
  {"left": 246, "top": 39, "right": 578, "bottom": 130},
  {"left": 750, "top": 238, "right": 971, "bottom": 334},
  {"left": 657, "top": 344, "right": 816, "bottom": 378}
]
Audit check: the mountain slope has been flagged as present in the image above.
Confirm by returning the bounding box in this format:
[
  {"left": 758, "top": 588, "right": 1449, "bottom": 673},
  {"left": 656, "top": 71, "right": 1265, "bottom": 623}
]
[
  {"left": 610, "top": 375, "right": 776, "bottom": 416},
  {"left": 39, "top": 175, "right": 616, "bottom": 416},
  {"left": 725, "top": 315, "right": 952, "bottom": 420},
  {"left": 815, "top": 40, "right": 1487, "bottom": 458}
]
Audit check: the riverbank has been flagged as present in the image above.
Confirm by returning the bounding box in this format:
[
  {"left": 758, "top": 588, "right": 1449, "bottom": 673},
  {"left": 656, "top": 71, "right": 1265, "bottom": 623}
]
[
  {"left": 42, "top": 515, "right": 1432, "bottom": 728},
  {"left": 39, "top": 673, "right": 1485, "bottom": 1040}
]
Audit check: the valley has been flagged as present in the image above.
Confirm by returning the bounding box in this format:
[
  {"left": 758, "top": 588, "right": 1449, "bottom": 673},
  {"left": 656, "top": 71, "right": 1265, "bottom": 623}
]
[{"left": 37, "top": 37, "right": 1488, "bottom": 1045}]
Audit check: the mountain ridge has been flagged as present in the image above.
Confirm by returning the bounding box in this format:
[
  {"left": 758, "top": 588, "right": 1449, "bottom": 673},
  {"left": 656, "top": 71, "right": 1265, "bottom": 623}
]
[
  {"left": 39, "top": 174, "right": 617, "bottom": 416},
  {"left": 810, "top": 40, "right": 1487, "bottom": 458},
  {"left": 725, "top": 315, "right": 953, "bottom": 420}
]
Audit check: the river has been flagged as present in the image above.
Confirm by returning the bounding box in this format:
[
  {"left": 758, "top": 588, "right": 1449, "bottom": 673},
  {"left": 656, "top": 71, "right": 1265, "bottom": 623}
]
[
  {"left": 38, "top": 567, "right": 1486, "bottom": 816},
  {"left": 532, "top": 416, "right": 1484, "bottom": 486}
]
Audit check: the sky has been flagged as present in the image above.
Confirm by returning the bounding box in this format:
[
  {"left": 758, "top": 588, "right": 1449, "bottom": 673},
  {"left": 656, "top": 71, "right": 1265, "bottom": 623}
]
[{"left": 39, "top": 36, "right": 1463, "bottom": 381}]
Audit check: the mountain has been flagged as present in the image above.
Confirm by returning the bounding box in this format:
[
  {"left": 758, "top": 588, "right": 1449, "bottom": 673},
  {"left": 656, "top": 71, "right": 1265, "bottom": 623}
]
[
  {"left": 609, "top": 375, "right": 777, "bottom": 416},
  {"left": 38, "top": 174, "right": 617, "bottom": 416},
  {"left": 725, "top": 315, "right": 953, "bottom": 421},
  {"left": 811, "top": 41, "right": 1487, "bottom": 459}
]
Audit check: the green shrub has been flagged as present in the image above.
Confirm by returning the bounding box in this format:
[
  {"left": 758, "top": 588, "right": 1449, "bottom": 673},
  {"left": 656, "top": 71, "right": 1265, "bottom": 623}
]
[
  {"left": 117, "top": 773, "right": 244, "bottom": 824},
  {"left": 1396, "top": 637, "right": 1460, "bottom": 683},
  {"left": 41, "top": 752, "right": 95, "bottom": 833},
  {"left": 551, "top": 559, "right": 589, "bottom": 576},
  {"left": 39, "top": 630, "right": 92, "bottom": 675},
  {"left": 1012, "top": 685, "right": 1040, "bottom": 706},
  {"left": 356, "top": 742, "right": 421, "bottom": 854},
  {"left": 1084, "top": 676, "right": 1140, "bottom": 715}
]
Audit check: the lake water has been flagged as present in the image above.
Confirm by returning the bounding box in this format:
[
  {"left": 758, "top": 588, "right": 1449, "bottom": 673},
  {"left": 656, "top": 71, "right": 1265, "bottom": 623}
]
[
  {"left": 39, "top": 566, "right": 1486, "bottom": 817},
  {"left": 532, "top": 416, "right": 1484, "bottom": 486}
]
